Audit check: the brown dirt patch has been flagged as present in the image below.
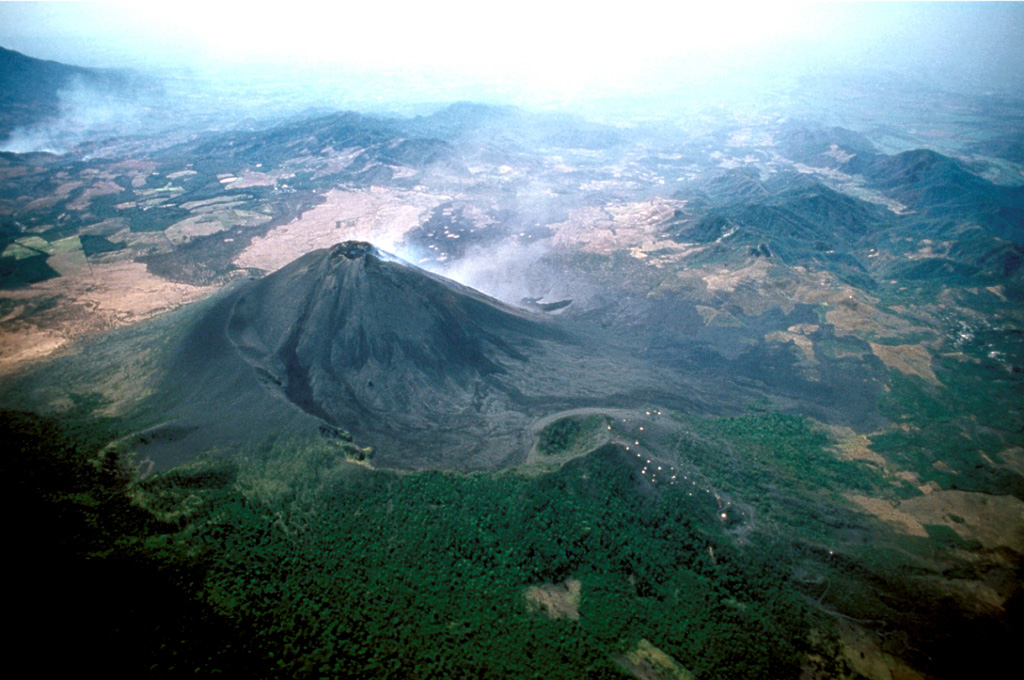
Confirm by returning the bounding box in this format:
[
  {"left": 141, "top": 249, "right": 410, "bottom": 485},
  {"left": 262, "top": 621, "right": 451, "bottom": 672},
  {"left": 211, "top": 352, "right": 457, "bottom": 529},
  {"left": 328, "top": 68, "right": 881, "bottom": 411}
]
[
  {"left": 615, "top": 639, "right": 693, "bottom": 680},
  {"left": 23, "top": 195, "right": 62, "bottom": 212},
  {"left": 830, "top": 427, "right": 888, "bottom": 468},
  {"left": 229, "top": 170, "right": 279, "bottom": 188},
  {"left": 549, "top": 198, "right": 699, "bottom": 264},
  {"left": 899, "top": 490, "right": 1024, "bottom": 553},
  {"left": 0, "top": 260, "right": 216, "bottom": 372},
  {"left": 695, "top": 305, "right": 742, "bottom": 327},
  {"left": 234, "top": 187, "right": 442, "bottom": 272},
  {"left": 869, "top": 343, "right": 938, "bottom": 385},
  {"left": 524, "top": 578, "right": 581, "bottom": 620},
  {"left": 767, "top": 329, "right": 817, "bottom": 363},
  {"left": 826, "top": 297, "right": 919, "bottom": 339},
  {"left": 164, "top": 210, "right": 271, "bottom": 246},
  {"left": 68, "top": 180, "right": 124, "bottom": 211},
  {"left": 54, "top": 180, "right": 84, "bottom": 199},
  {"left": 701, "top": 257, "right": 772, "bottom": 293},
  {"left": 845, "top": 494, "right": 928, "bottom": 537}
]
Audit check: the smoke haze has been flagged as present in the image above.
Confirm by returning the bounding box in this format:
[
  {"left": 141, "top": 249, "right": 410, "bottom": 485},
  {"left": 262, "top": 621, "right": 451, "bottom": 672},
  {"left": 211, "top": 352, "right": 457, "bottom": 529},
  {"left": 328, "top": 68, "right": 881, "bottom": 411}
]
[{"left": 1, "top": 2, "right": 1021, "bottom": 120}]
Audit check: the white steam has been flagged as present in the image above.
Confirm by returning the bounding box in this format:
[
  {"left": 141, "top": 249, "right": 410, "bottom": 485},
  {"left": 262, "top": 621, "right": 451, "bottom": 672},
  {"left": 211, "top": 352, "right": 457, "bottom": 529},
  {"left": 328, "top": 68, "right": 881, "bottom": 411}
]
[{"left": 0, "top": 76, "right": 147, "bottom": 154}]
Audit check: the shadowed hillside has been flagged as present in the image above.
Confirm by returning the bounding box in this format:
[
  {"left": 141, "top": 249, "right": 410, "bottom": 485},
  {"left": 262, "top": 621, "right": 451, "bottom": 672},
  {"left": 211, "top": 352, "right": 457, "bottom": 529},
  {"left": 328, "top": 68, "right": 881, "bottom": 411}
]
[{"left": 0, "top": 45, "right": 143, "bottom": 140}]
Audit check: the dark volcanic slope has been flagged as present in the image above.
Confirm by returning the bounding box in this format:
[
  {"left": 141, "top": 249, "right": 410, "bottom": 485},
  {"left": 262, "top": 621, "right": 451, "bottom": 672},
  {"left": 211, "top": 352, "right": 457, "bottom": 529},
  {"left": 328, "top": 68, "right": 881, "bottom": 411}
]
[
  {"left": 226, "top": 241, "right": 559, "bottom": 432},
  {"left": 102, "top": 239, "right": 888, "bottom": 470},
  {"left": 151, "top": 242, "right": 677, "bottom": 470},
  {"left": 3, "top": 239, "right": 889, "bottom": 471}
]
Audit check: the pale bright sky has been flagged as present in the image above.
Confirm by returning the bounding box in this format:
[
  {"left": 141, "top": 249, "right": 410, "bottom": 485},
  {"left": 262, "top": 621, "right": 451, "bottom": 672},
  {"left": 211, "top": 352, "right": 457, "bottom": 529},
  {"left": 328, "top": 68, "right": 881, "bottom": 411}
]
[{"left": 2, "top": 2, "right": 1022, "bottom": 101}]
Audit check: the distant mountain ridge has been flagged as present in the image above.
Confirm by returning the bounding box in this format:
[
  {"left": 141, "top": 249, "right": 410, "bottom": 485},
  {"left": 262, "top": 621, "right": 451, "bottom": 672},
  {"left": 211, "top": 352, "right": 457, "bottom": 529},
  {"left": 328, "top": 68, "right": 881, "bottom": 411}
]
[
  {"left": 181, "top": 111, "right": 459, "bottom": 183},
  {"left": 777, "top": 121, "right": 1024, "bottom": 238}
]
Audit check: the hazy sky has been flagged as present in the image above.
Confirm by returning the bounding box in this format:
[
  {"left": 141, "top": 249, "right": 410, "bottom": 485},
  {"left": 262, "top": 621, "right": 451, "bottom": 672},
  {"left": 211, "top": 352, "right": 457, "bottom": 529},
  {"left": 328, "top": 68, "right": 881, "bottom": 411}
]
[{"left": 2, "top": 2, "right": 1022, "bottom": 105}]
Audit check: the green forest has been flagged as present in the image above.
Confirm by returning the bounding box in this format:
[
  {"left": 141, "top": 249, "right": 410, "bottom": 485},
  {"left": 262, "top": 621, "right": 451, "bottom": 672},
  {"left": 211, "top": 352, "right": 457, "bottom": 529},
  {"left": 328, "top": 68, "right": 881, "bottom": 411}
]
[
  {"left": 4, "top": 406, "right": 839, "bottom": 679},
  {"left": 8, "top": 393, "right": 1020, "bottom": 678}
]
